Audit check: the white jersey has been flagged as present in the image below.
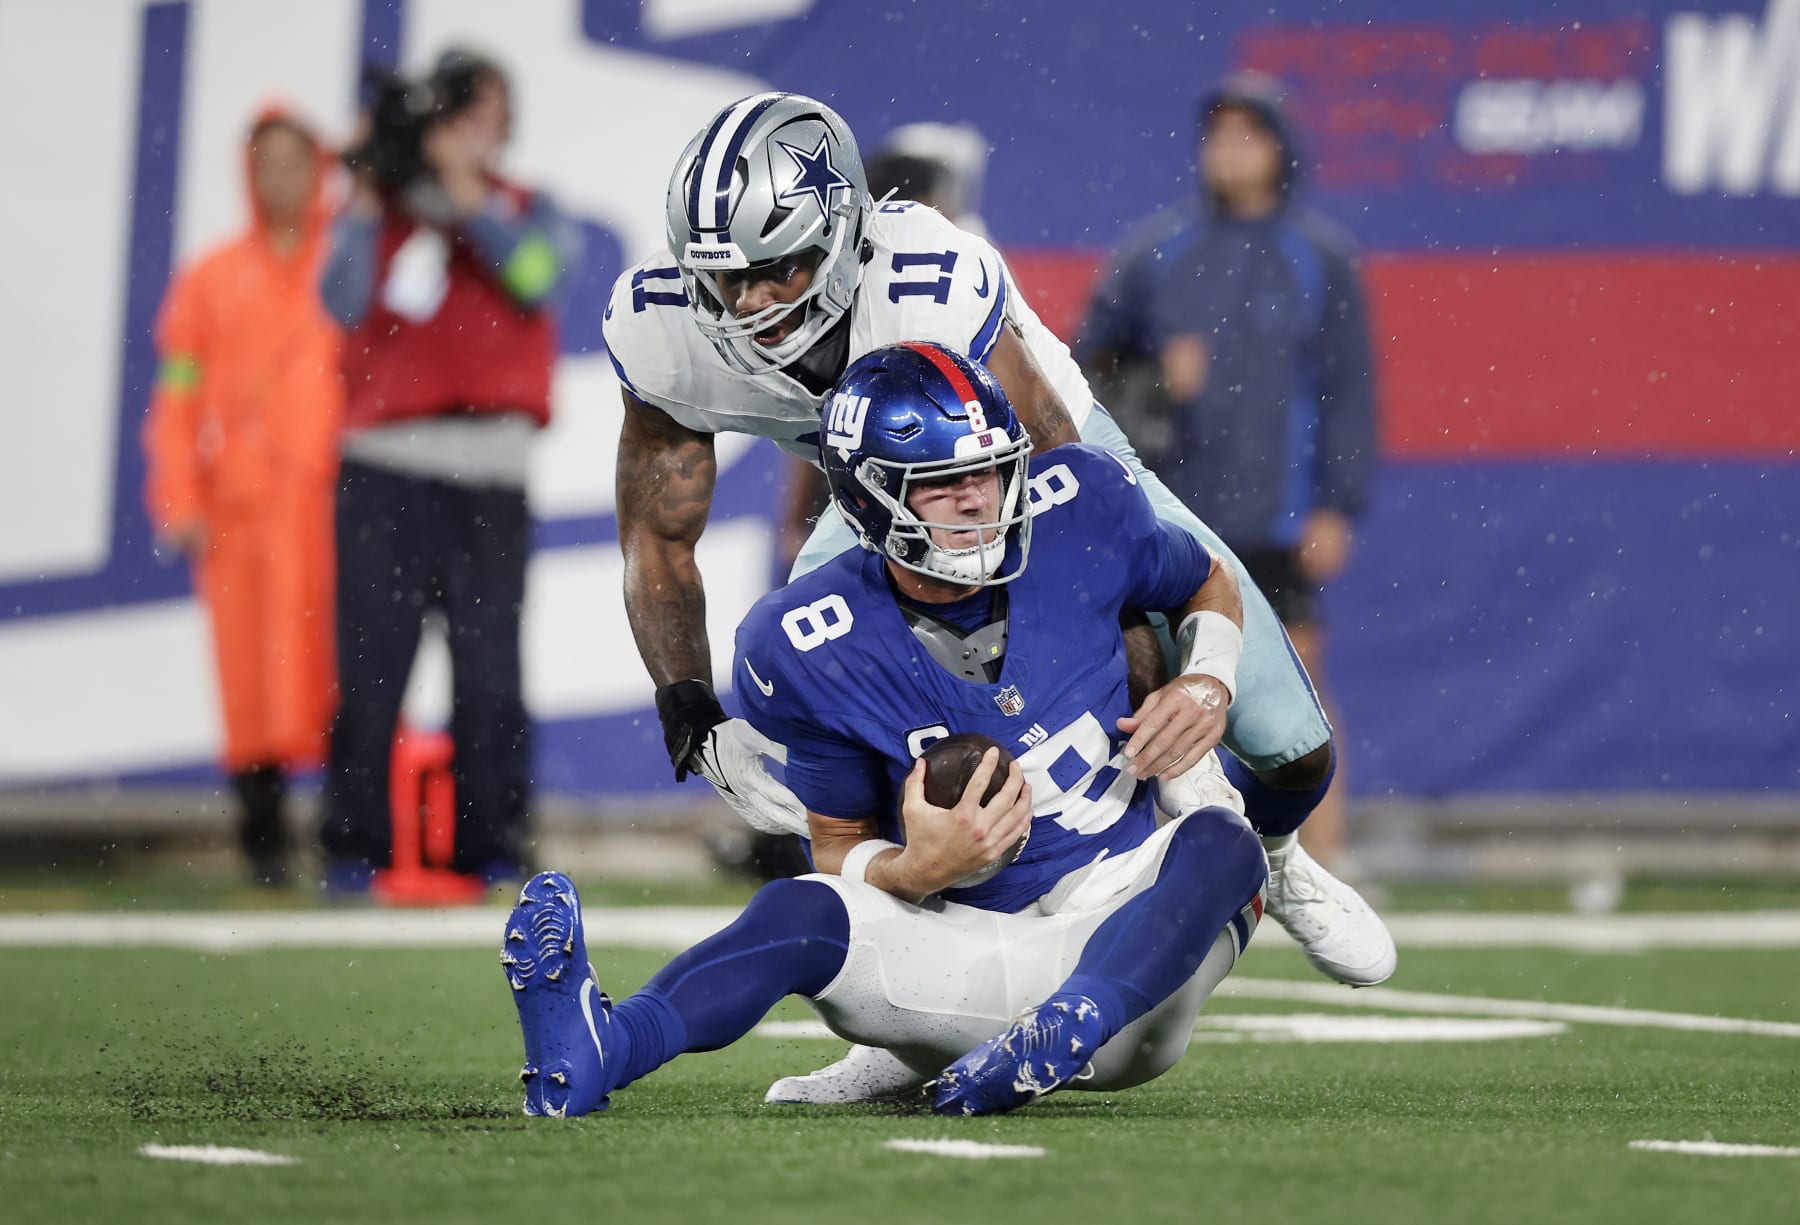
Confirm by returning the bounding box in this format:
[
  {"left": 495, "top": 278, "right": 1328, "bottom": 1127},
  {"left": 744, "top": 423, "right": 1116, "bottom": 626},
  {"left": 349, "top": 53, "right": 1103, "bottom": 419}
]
[{"left": 600, "top": 202, "right": 1096, "bottom": 461}]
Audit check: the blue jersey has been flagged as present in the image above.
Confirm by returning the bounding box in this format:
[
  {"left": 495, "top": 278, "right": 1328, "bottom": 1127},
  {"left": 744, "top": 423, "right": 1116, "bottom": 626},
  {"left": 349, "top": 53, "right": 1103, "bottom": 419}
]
[{"left": 734, "top": 444, "right": 1214, "bottom": 913}]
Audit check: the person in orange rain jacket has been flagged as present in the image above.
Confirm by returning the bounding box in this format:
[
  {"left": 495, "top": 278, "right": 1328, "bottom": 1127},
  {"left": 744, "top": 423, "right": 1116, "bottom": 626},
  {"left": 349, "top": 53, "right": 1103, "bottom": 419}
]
[{"left": 141, "top": 107, "right": 343, "bottom": 888}]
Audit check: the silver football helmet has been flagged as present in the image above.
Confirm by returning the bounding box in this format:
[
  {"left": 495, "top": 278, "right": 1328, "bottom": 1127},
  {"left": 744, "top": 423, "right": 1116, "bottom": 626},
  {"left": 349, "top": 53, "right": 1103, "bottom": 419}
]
[{"left": 665, "top": 93, "right": 872, "bottom": 374}]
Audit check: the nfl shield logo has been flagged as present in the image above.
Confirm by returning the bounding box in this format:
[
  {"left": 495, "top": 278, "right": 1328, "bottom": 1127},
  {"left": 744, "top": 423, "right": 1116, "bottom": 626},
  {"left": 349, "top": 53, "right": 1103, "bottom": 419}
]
[{"left": 993, "top": 685, "right": 1025, "bottom": 717}]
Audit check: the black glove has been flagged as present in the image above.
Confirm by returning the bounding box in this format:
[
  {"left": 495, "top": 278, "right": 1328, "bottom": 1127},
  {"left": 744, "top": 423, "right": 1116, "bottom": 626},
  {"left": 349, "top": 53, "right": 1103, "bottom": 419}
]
[{"left": 655, "top": 680, "right": 728, "bottom": 782}]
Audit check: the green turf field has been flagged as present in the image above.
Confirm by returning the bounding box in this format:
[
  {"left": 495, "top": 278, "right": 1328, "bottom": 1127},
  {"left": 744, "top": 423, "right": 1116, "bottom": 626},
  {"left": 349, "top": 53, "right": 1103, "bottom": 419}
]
[
  {"left": 4, "top": 863, "right": 1798, "bottom": 912},
  {"left": 1, "top": 893, "right": 1796, "bottom": 1225}
]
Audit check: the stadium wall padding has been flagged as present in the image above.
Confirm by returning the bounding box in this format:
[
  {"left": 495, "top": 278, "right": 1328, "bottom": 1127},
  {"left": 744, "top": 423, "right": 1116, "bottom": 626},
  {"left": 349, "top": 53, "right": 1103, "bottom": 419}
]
[{"left": 0, "top": 0, "right": 1793, "bottom": 798}]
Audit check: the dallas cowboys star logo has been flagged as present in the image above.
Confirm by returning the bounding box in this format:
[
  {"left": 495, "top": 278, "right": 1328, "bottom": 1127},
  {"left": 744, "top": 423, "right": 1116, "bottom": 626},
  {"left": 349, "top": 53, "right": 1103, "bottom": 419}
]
[{"left": 775, "top": 134, "right": 852, "bottom": 215}]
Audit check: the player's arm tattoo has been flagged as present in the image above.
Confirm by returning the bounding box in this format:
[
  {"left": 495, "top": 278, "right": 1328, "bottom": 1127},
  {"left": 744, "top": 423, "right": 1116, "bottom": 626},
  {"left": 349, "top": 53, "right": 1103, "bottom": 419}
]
[
  {"left": 617, "top": 389, "right": 719, "bottom": 687},
  {"left": 986, "top": 320, "right": 1080, "bottom": 449}
]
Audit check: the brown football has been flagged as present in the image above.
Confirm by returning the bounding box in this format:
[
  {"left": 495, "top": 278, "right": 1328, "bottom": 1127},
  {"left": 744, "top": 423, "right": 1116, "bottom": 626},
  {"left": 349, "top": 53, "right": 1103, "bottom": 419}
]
[
  {"left": 917, "top": 732, "right": 1029, "bottom": 888},
  {"left": 921, "top": 732, "right": 1014, "bottom": 808}
]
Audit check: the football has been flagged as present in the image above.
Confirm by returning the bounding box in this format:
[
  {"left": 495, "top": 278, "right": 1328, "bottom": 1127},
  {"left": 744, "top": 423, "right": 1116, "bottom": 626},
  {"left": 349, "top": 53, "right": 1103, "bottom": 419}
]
[{"left": 916, "top": 732, "right": 1031, "bottom": 888}]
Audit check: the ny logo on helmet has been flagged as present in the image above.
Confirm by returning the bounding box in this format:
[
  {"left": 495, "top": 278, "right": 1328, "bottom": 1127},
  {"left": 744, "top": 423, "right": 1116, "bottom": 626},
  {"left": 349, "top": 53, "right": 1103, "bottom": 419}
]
[
  {"left": 825, "top": 391, "right": 870, "bottom": 455},
  {"left": 776, "top": 134, "right": 853, "bottom": 216}
]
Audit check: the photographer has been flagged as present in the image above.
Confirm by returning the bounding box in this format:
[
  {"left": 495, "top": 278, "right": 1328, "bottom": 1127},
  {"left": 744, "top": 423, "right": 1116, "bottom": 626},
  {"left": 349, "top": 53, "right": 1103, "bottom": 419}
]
[{"left": 319, "top": 49, "right": 579, "bottom": 896}]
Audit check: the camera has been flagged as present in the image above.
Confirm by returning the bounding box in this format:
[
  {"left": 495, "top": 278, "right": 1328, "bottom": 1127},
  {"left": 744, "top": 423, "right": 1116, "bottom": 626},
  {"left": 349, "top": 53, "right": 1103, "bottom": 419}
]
[{"left": 344, "top": 52, "right": 494, "bottom": 196}]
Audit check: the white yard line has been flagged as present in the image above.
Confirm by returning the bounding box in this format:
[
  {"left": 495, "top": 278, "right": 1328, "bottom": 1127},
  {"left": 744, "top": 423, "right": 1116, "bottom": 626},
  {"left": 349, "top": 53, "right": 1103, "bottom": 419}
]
[
  {"left": 1219, "top": 978, "right": 1800, "bottom": 1038},
  {"left": 0, "top": 907, "right": 734, "bottom": 952},
  {"left": 1187, "top": 1014, "right": 1568, "bottom": 1042},
  {"left": 757, "top": 1015, "right": 1571, "bottom": 1043},
  {"left": 1382, "top": 912, "right": 1800, "bottom": 951},
  {"left": 3, "top": 908, "right": 1800, "bottom": 952}
]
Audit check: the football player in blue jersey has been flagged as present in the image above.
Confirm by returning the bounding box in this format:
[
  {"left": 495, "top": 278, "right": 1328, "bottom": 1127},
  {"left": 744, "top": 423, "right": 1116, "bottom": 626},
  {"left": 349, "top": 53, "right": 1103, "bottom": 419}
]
[
  {"left": 604, "top": 95, "right": 1394, "bottom": 1097},
  {"left": 505, "top": 343, "right": 1267, "bottom": 1117}
]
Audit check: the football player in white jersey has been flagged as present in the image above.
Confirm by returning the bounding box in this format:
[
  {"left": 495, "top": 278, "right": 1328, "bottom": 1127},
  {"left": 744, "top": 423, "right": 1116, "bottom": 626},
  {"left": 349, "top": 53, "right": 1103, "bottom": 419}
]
[
  {"left": 600, "top": 93, "right": 1394, "bottom": 1099},
  {"left": 503, "top": 343, "right": 1268, "bottom": 1118}
]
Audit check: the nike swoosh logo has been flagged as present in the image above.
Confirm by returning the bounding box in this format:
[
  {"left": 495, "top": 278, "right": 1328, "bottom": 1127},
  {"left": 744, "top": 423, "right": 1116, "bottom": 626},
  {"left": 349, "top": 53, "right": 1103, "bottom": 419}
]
[
  {"left": 746, "top": 658, "right": 775, "bottom": 697},
  {"left": 974, "top": 262, "right": 991, "bottom": 299},
  {"left": 579, "top": 978, "right": 606, "bottom": 1065}
]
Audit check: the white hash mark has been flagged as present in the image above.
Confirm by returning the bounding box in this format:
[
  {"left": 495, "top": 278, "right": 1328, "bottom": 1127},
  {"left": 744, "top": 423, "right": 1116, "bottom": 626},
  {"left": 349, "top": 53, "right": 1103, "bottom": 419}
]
[
  {"left": 1629, "top": 1140, "right": 1800, "bottom": 1159},
  {"left": 883, "top": 1139, "right": 1046, "bottom": 1160},
  {"left": 139, "top": 1144, "right": 299, "bottom": 1166}
]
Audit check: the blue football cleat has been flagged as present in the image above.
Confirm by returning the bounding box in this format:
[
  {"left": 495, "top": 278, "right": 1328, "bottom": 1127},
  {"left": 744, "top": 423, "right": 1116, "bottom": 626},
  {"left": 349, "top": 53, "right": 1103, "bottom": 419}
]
[
  {"left": 501, "top": 870, "right": 615, "bottom": 1118},
  {"left": 931, "top": 995, "right": 1106, "bottom": 1116}
]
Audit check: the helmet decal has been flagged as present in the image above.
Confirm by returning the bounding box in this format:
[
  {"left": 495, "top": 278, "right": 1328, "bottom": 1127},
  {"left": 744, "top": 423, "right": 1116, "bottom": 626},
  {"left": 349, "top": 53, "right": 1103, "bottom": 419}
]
[
  {"left": 903, "top": 341, "right": 987, "bottom": 427},
  {"left": 824, "top": 389, "right": 871, "bottom": 455},
  {"left": 776, "top": 134, "right": 854, "bottom": 217},
  {"left": 688, "top": 92, "right": 782, "bottom": 234}
]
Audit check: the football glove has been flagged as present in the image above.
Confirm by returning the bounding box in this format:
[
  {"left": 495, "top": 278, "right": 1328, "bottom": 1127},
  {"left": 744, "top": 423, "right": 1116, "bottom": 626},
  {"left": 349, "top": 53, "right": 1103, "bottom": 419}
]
[
  {"left": 654, "top": 681, "right": 809, "bottom": 837},
  {"left": 691, "top": 718, "right": 810, "bottom": 838},
  {"left": 1151, "top": 749, "right": 1245, "bottom": 821},
  {"left": 655, "top": 680, "right": 729, "bottom": 782}
]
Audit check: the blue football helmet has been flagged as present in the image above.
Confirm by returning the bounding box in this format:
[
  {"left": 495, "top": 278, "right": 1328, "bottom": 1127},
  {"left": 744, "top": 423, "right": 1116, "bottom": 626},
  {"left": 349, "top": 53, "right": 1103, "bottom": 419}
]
[{"left": 822, "top": 342, "right": 1034, "bottom": 586}]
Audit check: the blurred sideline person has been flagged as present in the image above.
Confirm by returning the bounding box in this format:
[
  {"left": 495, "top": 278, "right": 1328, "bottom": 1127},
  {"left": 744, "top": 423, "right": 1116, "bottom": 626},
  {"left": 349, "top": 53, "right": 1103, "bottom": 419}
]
[
  {"left": 142, "top": 106, "right": 343, "bottom": 888},
  {"left": 318, "top": 50, "right": 580, "bottom": 895},
  {"left": 603, "top": 92, "right": 1392, "bottom": 1115},
  {"left": 1078, "top": 73, "right": 1377, "bottom": 865},
  {"left": 868, "top": 119, "right": 989, "bottom": 233},
  {"left": 502, "top": 343, "right": 1266, "bottom": 1119}
]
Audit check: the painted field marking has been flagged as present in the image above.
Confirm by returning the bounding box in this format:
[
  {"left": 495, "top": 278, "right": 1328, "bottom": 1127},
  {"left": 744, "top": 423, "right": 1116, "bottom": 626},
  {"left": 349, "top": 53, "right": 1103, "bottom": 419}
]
[
  {"left": 6, "top": 908, "right": 1800, "bottom": 953},
  {"left": 1383, "top": 912, "right": 1800, "bottom": 952},
  {"left": 0, "top": 907, "right": 735, "bottom": 953},
  {"left": 1189, "top": 1014, "right": 1566, "bottom": 1042},
  {"left": 1220, "top": 977, "right": 1800, "bottom": 1038},
  {"left": 1629, "top": 1140, "right": 1800, "bottom": 1158},
  {"left": 138, "top": 1144, "right": 298, "bottom": 1166},
  {"left": 758, "top": 1015, "right": 1569, "bottom": 1044},
  {"left": 883, "top": 1139, "right": 1044, "bottom": 1160}
]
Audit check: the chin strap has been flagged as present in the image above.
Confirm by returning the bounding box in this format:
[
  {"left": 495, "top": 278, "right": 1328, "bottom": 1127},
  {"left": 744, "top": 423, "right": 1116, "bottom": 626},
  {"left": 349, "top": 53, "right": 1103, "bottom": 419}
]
[{"left": 926, "top": 529, "right": 1010, "bottom": 585}]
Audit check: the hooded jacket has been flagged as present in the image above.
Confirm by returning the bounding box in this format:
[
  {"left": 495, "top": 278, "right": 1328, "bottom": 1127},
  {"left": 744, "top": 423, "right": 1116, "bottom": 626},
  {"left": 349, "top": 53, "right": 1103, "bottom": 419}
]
[
  {"left": 140, "top": 106, "right": 342, "bottom": 769},
  {"left": 1078, "top": 73, "right": 1377, "bottom": 552}
]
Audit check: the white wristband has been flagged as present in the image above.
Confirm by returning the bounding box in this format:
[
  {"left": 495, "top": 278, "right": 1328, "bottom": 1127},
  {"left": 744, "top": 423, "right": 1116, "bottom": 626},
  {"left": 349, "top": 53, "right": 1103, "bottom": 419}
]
[
  {"left": 839, "top": 839, "right": 902, "bottom": 885},
  {"left": 1175, "top": 610, "right": 1244, "bottom": 702}
]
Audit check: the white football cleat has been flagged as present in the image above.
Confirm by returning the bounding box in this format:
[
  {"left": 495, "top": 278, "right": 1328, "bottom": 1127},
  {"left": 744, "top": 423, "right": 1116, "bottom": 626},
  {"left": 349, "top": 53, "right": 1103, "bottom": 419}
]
[
  {"left": 764, "top": 1044, "right": 928, "bottom": 1105},
  {"left": 1262, "top": 833, "right": 1397, "bottom": 987}
]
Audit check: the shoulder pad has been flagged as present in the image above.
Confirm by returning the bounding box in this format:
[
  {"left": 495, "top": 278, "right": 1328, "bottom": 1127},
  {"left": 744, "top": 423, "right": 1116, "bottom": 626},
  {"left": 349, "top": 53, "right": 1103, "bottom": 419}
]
[{"left": 601, "top": 256, "right": 692, "bottom": 401}]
